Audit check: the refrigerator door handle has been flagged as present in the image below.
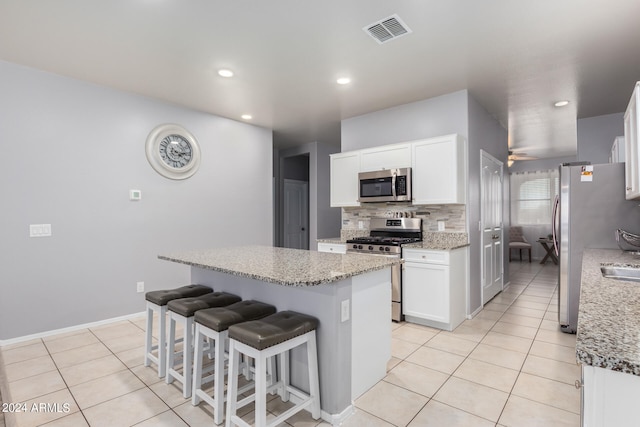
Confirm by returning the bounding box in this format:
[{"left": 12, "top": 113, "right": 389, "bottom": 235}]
[{"left": 552, "top": 195, "right": 560, "bottom": 257}]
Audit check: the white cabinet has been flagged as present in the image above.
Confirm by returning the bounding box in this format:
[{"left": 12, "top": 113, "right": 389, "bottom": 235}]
[
  {"left": 402, "top": 247, "right": 468, "bottom": 331},
  {"left": 411, "top": 134, "right": 467, "bottom": 205},
  {"left": 317, "top": 242, "right": 347, "bottom": 254},
  {"left": 330, "top": 151, "right": 360, "bottom": 207},
  {"left": 625, "top": 82, "right": 640, "bottom": 199},
  {"left": 582, "top": 364, "right": 640, "bottom": 427},
  {"left": 360, "top": 143, "right": 412, "bottom": 172},
  {"left": 610, "top": 136, "right": 625, "bottom": 163}
]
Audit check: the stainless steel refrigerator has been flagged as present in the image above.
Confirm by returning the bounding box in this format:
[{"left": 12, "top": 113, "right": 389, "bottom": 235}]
[{"left": 553, "top": 162, "right": 640, "bottom": 333}]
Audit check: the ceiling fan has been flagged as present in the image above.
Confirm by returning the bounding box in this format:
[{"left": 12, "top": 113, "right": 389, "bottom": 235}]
[{"left": 508, "top": 150, "right": 538, "bottom": 167}]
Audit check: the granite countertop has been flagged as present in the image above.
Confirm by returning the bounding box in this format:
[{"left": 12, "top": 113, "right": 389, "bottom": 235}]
[
  {"left": 577, "top": 248, "right": 640, "bottom": 375},
  {"left": 316, "top": 238, "right": 345, "bottom": 244},
  {"left": 159, "top": 245, "right": 400, "bottom": 287}
]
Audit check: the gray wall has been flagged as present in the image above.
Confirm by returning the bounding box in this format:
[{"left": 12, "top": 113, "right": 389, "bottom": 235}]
[
  {"left": 577, "top": 113, "right": 624, "bottom": 164},
  {"left": 0, "top": 60, "right": 273, "bottom": 340},
  {"left": 340, "top": 90, "right": 508, "bottom": 315},
  {"left": 276, "top": 142, "right": 341, "bottom": 249}
]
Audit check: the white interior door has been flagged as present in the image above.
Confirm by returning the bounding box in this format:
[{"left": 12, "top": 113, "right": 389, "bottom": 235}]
[
  {"left": 283, "top": 179, "right": 309, "bottom": 249},
  {"left": 481, "top": 151, "right": 504, "bottom": 304}
]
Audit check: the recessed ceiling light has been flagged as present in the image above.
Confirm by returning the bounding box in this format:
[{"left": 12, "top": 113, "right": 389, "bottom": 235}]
[
  {"left": 336, "top": 77, "right": 351, "bottom": 85},
  {"left": 554, "top": 100, "right": 570, "bottom": 107},
  {"left": 241, "top": 114, "right": 252, "bottom": 120},
  {"left": 218, "top": 69, "right": 234, "bottom": 78}
]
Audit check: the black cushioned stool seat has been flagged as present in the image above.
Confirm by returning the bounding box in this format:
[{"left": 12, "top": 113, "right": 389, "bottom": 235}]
[
  {"left": 191, "top": 300, "right": 277, "bottom": 424},
  {"left": 226, "top": 310, "right": 321, "bottom": 427},
  {"left": 146, "top": 284, "right": 212, "bottom": 306},
  {"left": 228, "top": 311, "right": 319, "bottom": 351},
  {"left": 167, "top": 292, "right": 241, "bottom": 317},
  {"left": 165, "top": 291, "right": 242, "bottom": 398},
  {"left": 144, "top": 284, "right": 213, "bottom": 379},
  {"left": 194, "top": 300, "right": 277, "bottom": 332}
]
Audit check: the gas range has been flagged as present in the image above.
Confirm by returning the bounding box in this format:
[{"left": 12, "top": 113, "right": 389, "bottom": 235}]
[{"left": 345, "top": 218, "right": 423, "bottom": 256}]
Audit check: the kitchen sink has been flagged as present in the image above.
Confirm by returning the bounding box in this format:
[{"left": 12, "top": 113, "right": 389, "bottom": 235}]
[{"left": 600, "top": 265, "right": 640, "bottom": 283}]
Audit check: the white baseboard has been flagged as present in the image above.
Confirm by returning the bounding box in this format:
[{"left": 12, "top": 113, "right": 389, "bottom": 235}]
[
  {"left": 0, "top": 312, "right": 146, "bottom": 347},
  {"left": 467, "top": 305, "right": 483, "bottom": 319}
]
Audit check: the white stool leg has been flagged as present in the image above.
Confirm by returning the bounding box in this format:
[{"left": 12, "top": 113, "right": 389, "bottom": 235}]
[
  {"left": 182, "top": 316, "right": 194, "bottom": 398},
  {"left": 225, "top": 340, "right": 240, "bottom": 427},
  {"left": 192, "top": 324, "right": 205, "bottom": 405},
  {"left": 307, "top": 332, "right": 321, "bottom": 419},
  {"left": 213, "top": 329, "right": 227, "bottom": 425},
  {"left": 144, "top": 302, "right": 154, "bottom": 368},
  {"left": 280, "top": 351, "right": 290, "bottom": 402},
  {"left": 166, "top": 314, "right": 177, "bottom": 384},
  {"left": 158, "top": 305, "right": 167, "bottom": 377}
]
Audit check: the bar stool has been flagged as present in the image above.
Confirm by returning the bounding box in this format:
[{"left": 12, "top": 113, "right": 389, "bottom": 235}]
[
  {"left": 226, "top": 311, "right": 321, "bottom": 427},
  {"left": 166, "top": 292, "right": 242, "bottom": 398},
  {"left": 144, "top": 284, "right": 213, "bottom": 378},
  {"left": 192, "top": 300, "right": 277, "bottom": 425}
]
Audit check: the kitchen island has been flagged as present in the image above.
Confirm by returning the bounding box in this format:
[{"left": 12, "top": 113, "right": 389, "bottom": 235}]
[
  {"left": 577, "top": 248, "right": 640, "bottom": 427},
  {"left": 159, "top": 245, "right": 400, "bottom": 424}
]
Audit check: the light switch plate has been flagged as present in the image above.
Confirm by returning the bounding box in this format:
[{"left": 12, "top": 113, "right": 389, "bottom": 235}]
[
  {"left": 30, "top": 224, "right": 52, "bottom": 237},
  {"left": 341, "top": 299, "right": 350, "bottom": 322},
  {"left": 129, "top": 189, "right": 142, "bottom": 201}
]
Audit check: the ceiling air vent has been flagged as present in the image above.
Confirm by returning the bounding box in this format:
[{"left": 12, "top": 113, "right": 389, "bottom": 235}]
[{"left": 364, "top": 14, "right": 412, "bottom": 44}]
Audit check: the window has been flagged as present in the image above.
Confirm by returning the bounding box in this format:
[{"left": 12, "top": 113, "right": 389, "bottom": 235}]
[{"left": 510, "top": 169, "right": 559, "bottom": 225}]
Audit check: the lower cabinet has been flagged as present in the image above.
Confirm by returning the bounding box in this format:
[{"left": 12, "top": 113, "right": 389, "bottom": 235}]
[
  {"left": 402, "top": 247, "right": 468, "bottom": 331},
  {"left": 317, "top": 242, "right": 347, "bottom": 254},
  {"left": 582, "top": 364, "right": 640, "bottom": 427}
]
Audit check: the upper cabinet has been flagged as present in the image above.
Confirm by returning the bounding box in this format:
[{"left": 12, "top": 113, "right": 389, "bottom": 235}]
[
  {"left": 329, "top": 134, "right": 467, "bottom": 207},
  {"left": 412, "top": 134, "right": 467, "bottom": 204},
  {"left": 360, "top": 143, "right": 412, "bottom": 172},
  {"left": 610, "top": 136, "right": 625, "bottom": 163},
  {"left": 624, "top": 82, "right": 639, "bottom": 200},
  {"left": 330, "top": 151, "right": 361, "bottom": 207}
]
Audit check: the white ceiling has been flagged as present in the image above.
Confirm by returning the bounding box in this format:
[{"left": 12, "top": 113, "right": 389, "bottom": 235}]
[{"left": 1, "top": 1, "right": 640, "bottom": 158}]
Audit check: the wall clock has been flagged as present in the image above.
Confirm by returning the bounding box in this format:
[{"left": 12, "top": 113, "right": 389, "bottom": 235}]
[{"left": 145, "top": 124, "right": 201, "bottom": 180}]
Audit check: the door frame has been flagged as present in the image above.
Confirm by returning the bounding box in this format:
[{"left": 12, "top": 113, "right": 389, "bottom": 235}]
[{"left": 480, "top": 150, "right": 505, "bottom": 305}]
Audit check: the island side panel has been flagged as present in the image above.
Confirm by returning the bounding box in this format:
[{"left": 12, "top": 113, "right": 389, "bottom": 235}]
[{"left": 191, "top": 267, "right": 353, "bottom": 417}]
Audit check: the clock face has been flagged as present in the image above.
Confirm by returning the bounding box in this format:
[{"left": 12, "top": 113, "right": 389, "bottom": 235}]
[
  {"left": 145, "top": 124, "right": 201, "bottom": 180},
  {"left": 159, "top": 134, "right": 193, "bottom": 169}
]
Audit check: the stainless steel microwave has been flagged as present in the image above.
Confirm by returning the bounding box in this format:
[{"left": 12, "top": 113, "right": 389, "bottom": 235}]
[{"left": 358, "top": 167, "right": 412, "bottom": 203}]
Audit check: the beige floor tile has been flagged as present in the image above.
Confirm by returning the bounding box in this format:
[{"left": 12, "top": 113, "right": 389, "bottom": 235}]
[
  {"left": 535, "top": 329, "right": 577, "bottom": 348},
  {"left": 82, "top": 388, "right": 168, "bottom": 427},
  {"left": 0, "top": 338, "right": 43, "bottom": 351},
  {"left": 384, "top": 361, "right": 449, "bottom": 397},
  {"left": 425, "top": 334, "right": 477, "bottom": 357},
  {"left": 115, "top": 345, "right": 146, "bottom": 368},
  {"left": 386, "top": 356, "right": 402, "bottom": 372},
  {"left": 499, "top": 395, "right": 580, "bottom": 427},
  {"left": 468, "top": 343, "right": 527, "bottom": 371},
  {"left": 10, "top": 389, "right": 79, "bottom": 427},
  {"left": 491, "top": 321, "right": 538, "bottom": 339},
  {"left": 1, "top": 341, "right": 49, "bottom": 365},
  {"left": 50, "top": 342, "right": 111, "bottom": 369},
  {"left": 511, "top": 372, "right": 581, "bottom": 414},
  {"left": 481, "top": 331, "right": 533, "bottom": 353},
  {"left": 489, "top": 294, "right": 518, "bottom": 305},
  {"left": 408, "top": 400, "right": 495, "bottom": 427},
  {"left": 433, "top": 377, "right": 508, "bottom": 422},
  {"left": 355, "top": 381, "right": 428, "bottom": 427},
  {"left": 130, "top": 365, "right": 164, "bottom": 386},
  {"left": 149, "top": 380, "right": 189, "bottom": 408},
  {"left": 391, "top": 338, "right": 421, "bottom": 359},
  {"left": 511, "top": 299, "right": 549, "bottom": 311},
  {"left": 484, "top": 301, "right": 510, "bottom": 313},
  {"left": 41, "top": 329, "right": 90, "bottom": 343},
  {"left": 544, "top": 310, "right": 558, "bottom": 320},
  {"left": 3, "top": 355, "right": 56, "bottom": 382},
  {"left": 406, "top": 347, "right": 465, "bottom": 375},
  {"left": 515, "top": 294, "right": 551, "bottom": 304},
  {"left": 392, "top": 325, "right": 437, "bottom": 345},
  {"left": 452, "top": 358, "right": 519, "bottom": 393},
  {"left": 539, "top": 319, "right": 560, "bottom": 331},
  {"left": 69, "top": 370, "right": 146, "bottom": 410},
  {"left": 59, "top": 355, "right": 127, "bottom": 387},
  {"left": 39, "top": 411, "right": 89, "bottom": 427},
  {"left": 9, "top": 370, "right": 67, "bottom": 402},
  {"left": 498, "top": 313, "right": 542, "bottom": 328},
  {"left": 529, "top": 341, "right": 578, "bottom": 364},
  {"left": 173, "top": 401, "right": 216, "bottom": 426},
  {"left": 462, "top": 317, "right": 497, "bottom": 332},
  {"left": 341, "top": 408, "right": 394, "bottom": 426},
  {"left": 100, "top": 329, "right": 147, "bottom": 354},
  {"left": 134, "top": 409, "right": 189, "bottom": 426},
  {"left": 44, "top": 331, "right": 100, "bottom": 354},
  {"left": 472, "top": 309, "right": 503, "bottom": 321},
  {"left": 267, "top": 398, "right": 322, "bottom": 426},
  {"left": 447, "top": 324, "right": 487, "bottom": 343},
  {"left": 505, "top": 306, "right": 546, "bottom": 319},
  {"left": 90, "top": 321, "right": 143, "bottom": 341},
  {"left": 522, "top": 354, "right": 582, "bottom": 386}
]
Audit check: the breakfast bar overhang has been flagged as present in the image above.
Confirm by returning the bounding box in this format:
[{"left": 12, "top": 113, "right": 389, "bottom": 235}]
[{"left": 158, "top": 245, "right": 398, "bottom": 423}]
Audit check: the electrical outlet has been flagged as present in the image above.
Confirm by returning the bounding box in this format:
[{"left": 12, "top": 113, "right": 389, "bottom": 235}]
[
  {"left": 136, "top": 281, "right": 144, "bottom": 293},
  {"left": 341, "top": 299, "right": 350, "bottom": 322},
  {"left": 437, "top": 220, "right": 446, "bottom": 231},
  {"left": 29, "top": 224, "right": 52, "bottom": 237}
]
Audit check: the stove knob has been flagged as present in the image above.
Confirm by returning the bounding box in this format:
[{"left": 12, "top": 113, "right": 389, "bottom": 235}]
[
  {"left": 379, "top": 247, "right": 385, "bottom": 251},
  {"left": 358, "top": 245, "right": 363, "bottom": 250},
  {"left": 385, "top": 247, "right": 390, "bottom": 252},
  {"left": 368, "top": 246, "right": 374, "bottom": 251},
  {"left": 352, "top": 244, "right": 358, "bottom": 250}
]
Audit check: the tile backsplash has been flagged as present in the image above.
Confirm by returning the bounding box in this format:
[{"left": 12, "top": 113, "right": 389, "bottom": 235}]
[{"left": 341, "top": 203, "right": 466, "bottom": 233}]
